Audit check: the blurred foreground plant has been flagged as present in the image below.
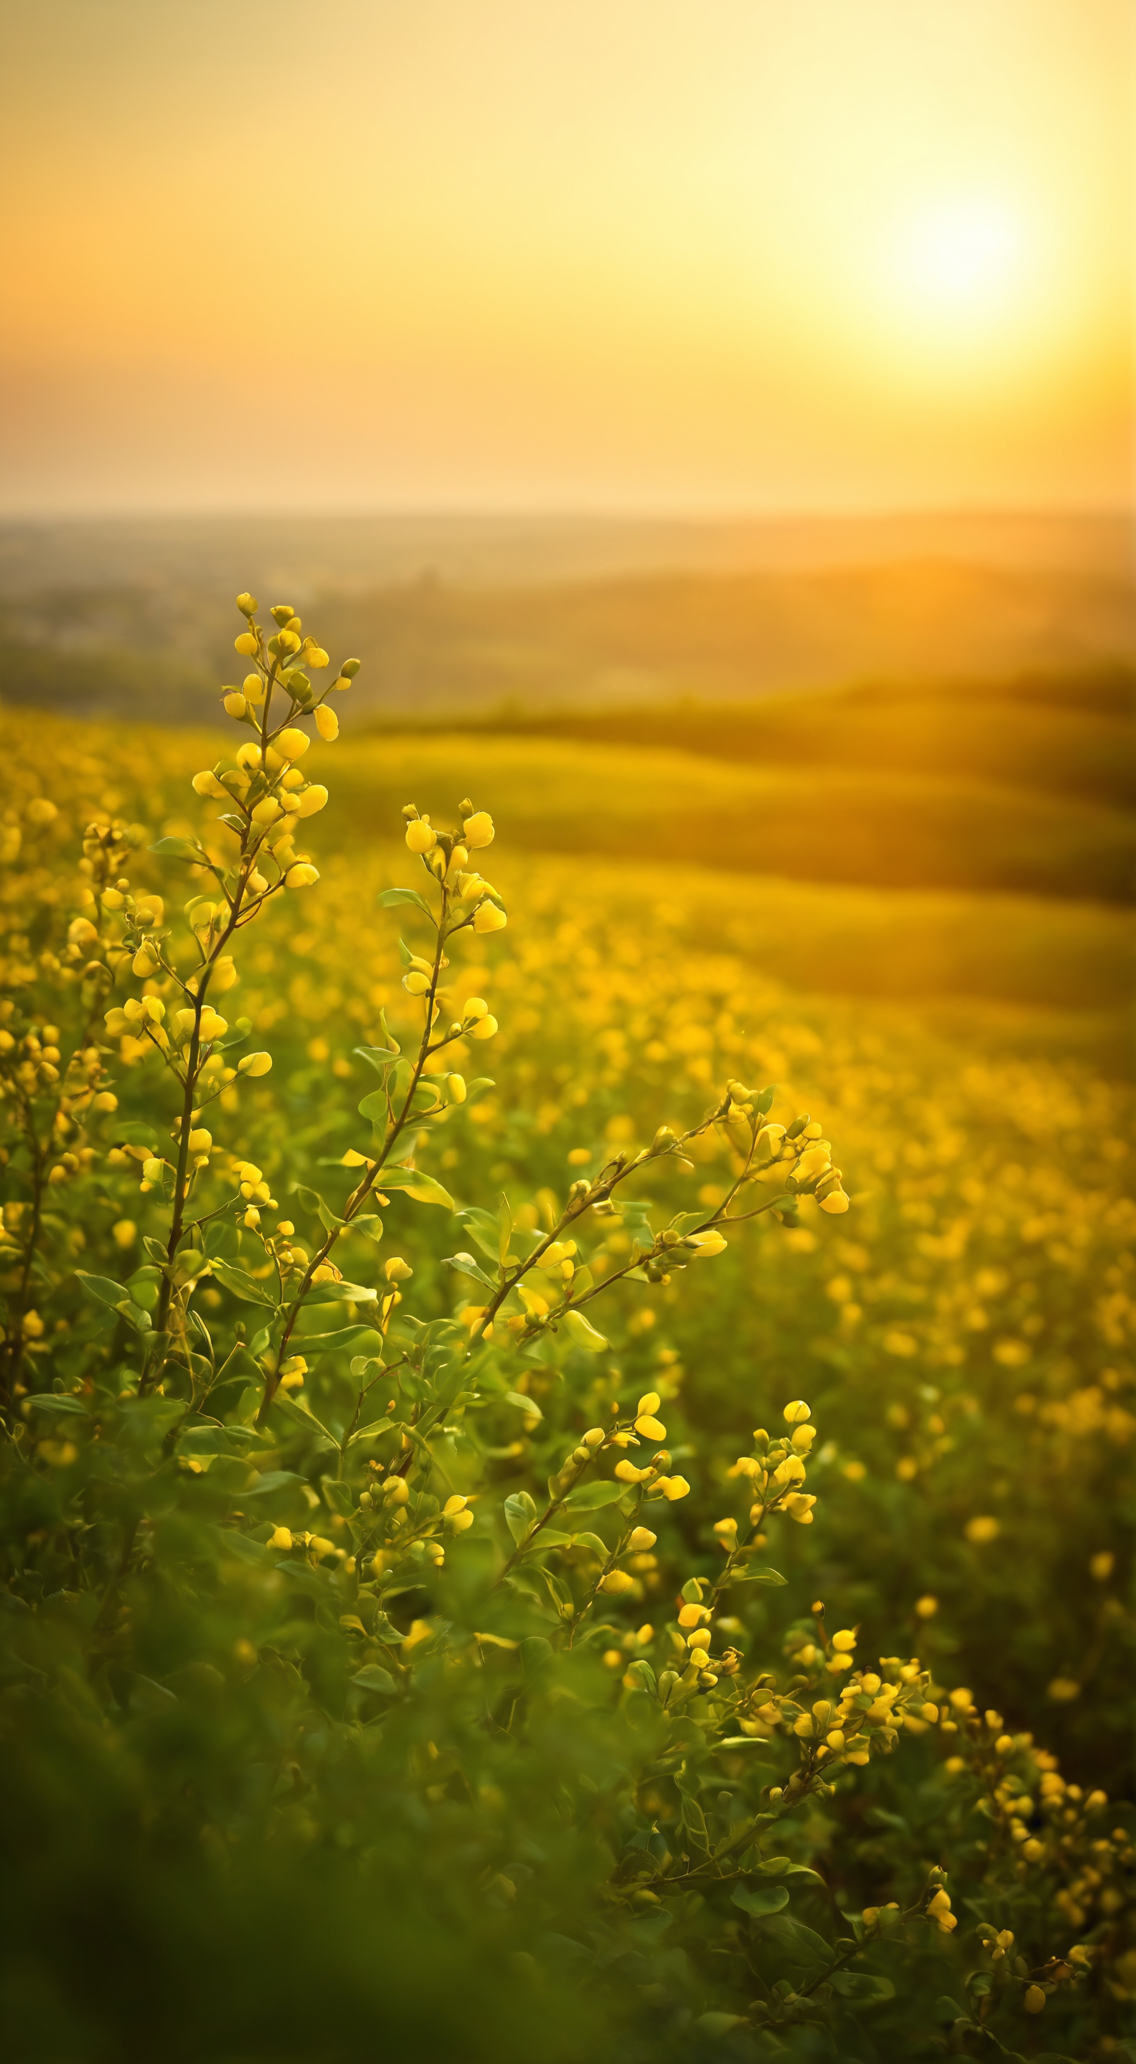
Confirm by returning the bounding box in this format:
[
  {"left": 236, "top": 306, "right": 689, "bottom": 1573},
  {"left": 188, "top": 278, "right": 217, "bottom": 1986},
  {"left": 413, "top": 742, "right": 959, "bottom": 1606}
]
[{"left": 0, "top": 595, "right": 1131, "bottom": 2064}]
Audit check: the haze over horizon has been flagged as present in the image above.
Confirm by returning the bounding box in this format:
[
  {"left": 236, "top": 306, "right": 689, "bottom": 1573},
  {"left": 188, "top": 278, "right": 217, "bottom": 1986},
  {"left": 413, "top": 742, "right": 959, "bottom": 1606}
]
[{"left": 1, "top": 0, "right": 1130, "bottom": 518}]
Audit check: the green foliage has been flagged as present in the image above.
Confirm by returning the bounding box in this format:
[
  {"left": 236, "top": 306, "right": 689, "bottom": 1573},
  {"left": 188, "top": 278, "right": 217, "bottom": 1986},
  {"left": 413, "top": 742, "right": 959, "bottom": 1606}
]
[{"left": 0, "top": 596, "right": 1132, "bottom": 2061}]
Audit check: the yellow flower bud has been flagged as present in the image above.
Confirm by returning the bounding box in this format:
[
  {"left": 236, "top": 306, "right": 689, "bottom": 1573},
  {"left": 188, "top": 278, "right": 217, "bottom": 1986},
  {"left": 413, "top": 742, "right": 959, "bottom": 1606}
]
[
  {"left": 275, "top": 727, "right": 310, "bottom": 761},
  {"left": 187, "top": 1128, "right": 212, "bottom": 1154},
  {"left": 384, "top": 1257, "right": 413, "bottom": 1282},
  {"left": 197, "top": 1008, "right": 228, "bottom": 1043},
  {"left": 473, "top": 900, "right": 507, "bottom": 934},
  {"left": 234, "top": 631, "right": 258, "bottom": 656},
  {"left": 469, "top": 1013, "right": 498, "bottom": 1041},
  {"left": 251, "top": 797, "right": 282, "bottom": 825},
  {"left": 784, "top": 1493, "right": 816, "bottom": 1522},
  {"left": 634, "top": 1415, "right": 667, "bottom": 1441},
  {"left": 658, "top": 1475, "right": 690, "bottom": 1502},
  {"left": 314, "top": 704, "right": 339, "bottom": 742},
  {"left": 1023, "top": 1986, "right": 1046, "bottom": 2014},
  {"left": 462, "top": 810, "right": 495, "bottom": 848},
  {"left": 614, "top": 1459, "right": 653, "bottom": 1484},
  {"left": 268, "top": 1527, "right": 293, "bottom": 1551},
  {"left": 831, "top": 1630, "right": 856, "bottom": 1652},
  {"left": 818, "top": 1190, "right": 850, "bottom": 1214},
  {"left": 132, "top": 944, "right": 159, "bottom": 977},
  {"left": 677, "top": 1603, "right": 709, "bottom": 1628},
  {"left": 627, "top": 1527, "right": 656, "bottom": 1550},
  {"left": 686, "top": 1627, "right": 711, "bottom": 1650},
  {"left": 687, "top": 1230, "right": 726, "bottom": 1258},
  {"left": 237, "top": 1051, "right": 273, "bottom": 1077},
  {"left": 295, "top": 783, "right": 328, "bottom": 818},
  {"left": 192, "top": 769, "right": 228, "bottom": 799},
  {"left": 224, "top": 693, "right": 247, "bottom": 718},
  {"left": 600, "top": 1569, "right": 634, "bottom": 1594},
  {"left": 285, "top": 864, "right": 320, "bottom": 889},
  {"left": 405, "top": 817, "right": 437, "bottom": 854},
  {"left": 783, "top": 1400, "right": 811, "bottom": 1425},
  {"left": 447, "top": 1074, "right": 467, "bottom": 1103}
]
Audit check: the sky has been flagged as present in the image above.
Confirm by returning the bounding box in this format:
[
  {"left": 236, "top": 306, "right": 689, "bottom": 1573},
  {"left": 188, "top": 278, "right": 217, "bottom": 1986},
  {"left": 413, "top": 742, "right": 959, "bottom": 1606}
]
[{"left": 0, "top": 0, "right": 1131, "bottom": 515}]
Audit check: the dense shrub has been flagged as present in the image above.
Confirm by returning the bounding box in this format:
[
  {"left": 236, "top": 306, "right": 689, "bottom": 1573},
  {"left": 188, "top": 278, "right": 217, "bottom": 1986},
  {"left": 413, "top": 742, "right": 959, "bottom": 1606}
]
[{"left": 1, "top": 596, "right": 1132, "bottom": 2061}]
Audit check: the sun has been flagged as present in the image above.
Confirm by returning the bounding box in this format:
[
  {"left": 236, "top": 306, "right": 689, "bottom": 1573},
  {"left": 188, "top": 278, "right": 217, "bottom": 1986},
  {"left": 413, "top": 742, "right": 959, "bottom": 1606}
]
[{"left": 890, "top": 196, "right": 1028, "bottom": 330}]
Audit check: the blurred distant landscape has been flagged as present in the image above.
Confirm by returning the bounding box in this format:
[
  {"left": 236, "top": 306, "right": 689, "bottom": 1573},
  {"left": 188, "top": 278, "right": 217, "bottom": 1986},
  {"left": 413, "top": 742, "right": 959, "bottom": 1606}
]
[{"left": 1, "top": 506, "right": 1133, "bottom": 926}]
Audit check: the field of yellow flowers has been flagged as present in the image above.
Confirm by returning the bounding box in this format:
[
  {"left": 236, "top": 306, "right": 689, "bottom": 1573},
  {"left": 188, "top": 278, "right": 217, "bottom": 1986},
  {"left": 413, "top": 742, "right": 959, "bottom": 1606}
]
[{"left": 0, "top": 669, "right": 1132, "bottom": 2063}]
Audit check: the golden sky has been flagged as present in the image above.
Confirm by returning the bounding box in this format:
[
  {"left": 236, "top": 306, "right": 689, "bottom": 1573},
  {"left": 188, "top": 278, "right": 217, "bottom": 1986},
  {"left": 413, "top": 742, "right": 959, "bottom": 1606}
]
[{"left": 0, "top": 0, "right": 1131, "bottom": 513}]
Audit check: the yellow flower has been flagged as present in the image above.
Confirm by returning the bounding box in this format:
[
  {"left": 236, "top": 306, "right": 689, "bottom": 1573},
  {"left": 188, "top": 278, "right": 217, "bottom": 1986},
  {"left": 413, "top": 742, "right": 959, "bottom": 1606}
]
[
  {"left": 405, "top": 817, "right": 437, "bottom": 853},
  {"left": 965, "top": 1515, "right": 1000, "bottom": 1545},
  {"left": 315, "top": 705, "right": 339, "bottom": 742},
  {"left": 656, "top": 1475, "right": 690, "bottom": 1502},
  {"left": 686, "top": 1230, "right": 726, "bottom": 1258},
  {"left": 275, "top": 727, "right": 310, "bottom": 760},
  {"left": 462, "top": 810, "right": 495, "bottom": 848},
  {"left": 473, "top": 901, "right": 507, "bottom": 934},
  {"left": 295, "top": 783, "right": 329, "bottom": 817},
  {"left": 237, "top": 1051, "right": 273, "bottom": 1077}
]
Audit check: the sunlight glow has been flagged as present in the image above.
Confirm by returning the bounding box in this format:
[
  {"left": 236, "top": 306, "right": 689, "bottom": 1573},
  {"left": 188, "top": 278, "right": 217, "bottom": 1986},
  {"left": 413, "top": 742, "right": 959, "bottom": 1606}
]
[{"left": 892, "top": 197, "right": 1029, "bottom": 326}]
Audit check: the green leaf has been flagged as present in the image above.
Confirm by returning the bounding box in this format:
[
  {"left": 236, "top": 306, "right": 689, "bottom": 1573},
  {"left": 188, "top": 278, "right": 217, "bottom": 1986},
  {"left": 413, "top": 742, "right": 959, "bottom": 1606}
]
[
  {"left": 679, "top": 1791, "right": 710, "bottom": 1853},
  {"left": 567, "top": 1530, "right": 608, "bottom": 1554},
  {"left": 381, "top": 1166, "right": 454, "bottom": 1209},
  {"left": 731, "top": 1564, "right": 787, "bottom": 1586},
  {"left": 243, "top": 1471, "right": 304, "bottom": 1496},
  {"left": 828, "top": 1972, "right": 895, "bottom": 2002},
  {"left": 456, "top": 1207, "right": 500, "bottom": 1260},
  {"left": 355, "top": 1044, "right": 399, "bottom": 1075},
  {"left": 149, "top": 835, "right": 203, "bottom": 859},
  {"left": 112, "top": 1120, "right": 161, "bottom": 1147},
  {"left": 211, "top": 1260, "right": 275, "bottom": 1306},
  {"left": 506, "top": 1391, "right": 541, "bottom": 1419},
  {"left": 304, "top": 1280, "right": 378, "bottom": 1303},
  {"left": 442, "top": 1252, "right": 496, "bottom": 1289},
  {"left": 296, "top": 1326, "right": 381, "bottom": 1355},
  {"left": 347, "top": 1417, "right": 393, "bottom": 1447},
  {"left": 732, "top": 1883, "right": 790, "bottom": 1919},
  {"left": 271, "top": 1394, "right": 336, "bottom": 1442},
  {"left": 358, "top": 1088, "right": 388, "bottom": 1124},
  {"left": 351, "top": 1664, "right": 398, "bottom": 1695},
  {"left": 504, "top": 1491, "right": 538, "bottom": 1543},
  {"left": 26, "top": 1392, "right": 89, "bottom": 1417},
  {"left": 694, "top": 2014, "right": 747, "bottom": 2039},
  {"left": 755, "top": 1858, "right": 825, "bottom": 1883},
  {"left": 377, "top": 887, "right": 435, "bottom": 920},
  {"left": 756, "top": 1915, "right": 832, "bottom": 1964},
  {"left": 75, "top": 1270, "right": 131, "bottom": 1308},
  {"left": 562, "top": 1310, "right": 608, "bottom": 1352},
  {"left": 563, "top": 1479, "right": 624, "bottom": 1510}
]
